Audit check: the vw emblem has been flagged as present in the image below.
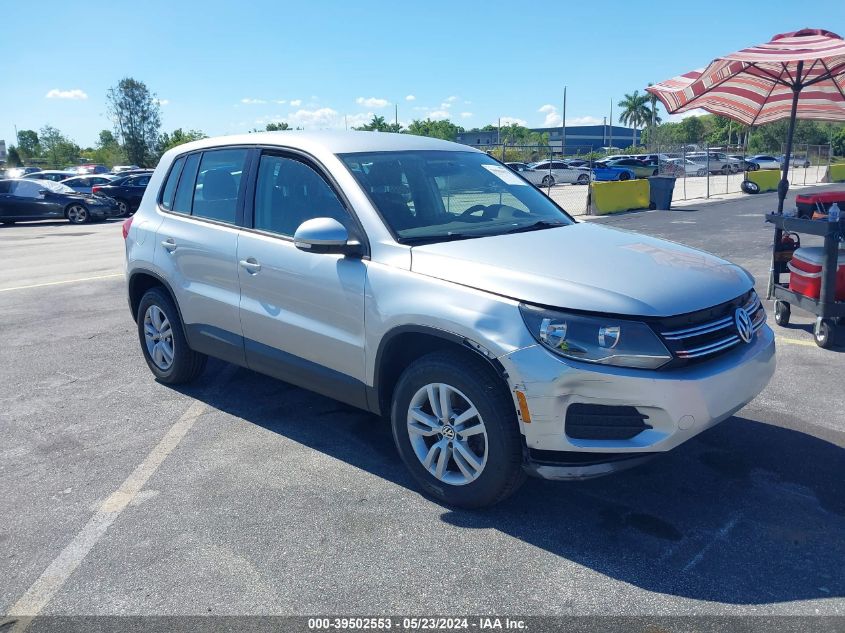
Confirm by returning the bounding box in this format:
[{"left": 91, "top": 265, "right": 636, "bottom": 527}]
[
  {"left": 734, "top": 308, "right": 754, "bottom": 344},
  {"left": 441, "top": 425, "right": 456, "bottom": 440}
]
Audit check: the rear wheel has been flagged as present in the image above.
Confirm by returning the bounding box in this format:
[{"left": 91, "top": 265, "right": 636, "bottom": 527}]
[
  {"left": 576, "top": 173, "right": 589, "bottom": 185},
  {"left": 774, "top": 301, "right": 790, "bottom": 326},
  {"left": 137, "top": 287, "right": 207, "bottom": 384},
  {"left": 115, "top": 199, "right": 129, "bottom": 217},
  {"left": 696, "top": 169, "right": 706, "bottom": 177},
  {"left": 814, "top": 318, "right": 835, "bottom": 349},
  {"left": 390, "top": 350, "right": 525, "bottom": 508},
  {"left": 541, "top": 175, "right": 555, "bottom": 187},
  {"left": 619, "top": 172, "right": 630, "bottom": 181},
  {"left": 66, "top": 204, "right": 90, "bottom": 224}
]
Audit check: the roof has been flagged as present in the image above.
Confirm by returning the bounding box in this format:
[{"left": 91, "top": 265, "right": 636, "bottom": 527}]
[{"left": 169, "top": 131, "right": 476, "bottom": 157}]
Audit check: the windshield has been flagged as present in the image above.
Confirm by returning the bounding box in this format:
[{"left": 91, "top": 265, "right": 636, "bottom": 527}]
[{"left": 339, "top": 150, "right": 573, "bottom": 244}]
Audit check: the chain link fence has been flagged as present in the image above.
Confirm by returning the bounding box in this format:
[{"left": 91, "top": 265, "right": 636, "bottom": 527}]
[{"left": 472, "top": 143, "right": 833, "bottom": 216}]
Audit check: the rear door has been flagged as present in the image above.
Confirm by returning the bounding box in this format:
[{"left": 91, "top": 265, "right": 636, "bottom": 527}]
[
  {"left": 154, "top": 148, "right": 251, "bottom": 365},
  {"left": 236, "top": 150, "right": 368, "bottom": 405}
]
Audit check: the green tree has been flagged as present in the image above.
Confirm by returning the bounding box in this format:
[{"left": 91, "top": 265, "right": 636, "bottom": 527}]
[
  {"left": 265, "top": 122, "right": 291, "bottom": 131},
  {"left": 39, "top": 125, "right": 80, "bottom": 168},
  {"left": 6, "top": 145, "right": 22, "bottom": 167},
  {"left": 617, "top": 91, "right": 653, "bottom": 130},
  {"left": 107, "top": 77, "right": 162, "bottom": 167},
  {"left": 498, "top": 123, "right": 548, "bottom": 146},
  {"left": 832, "top": 127, "right": 845, "bottom": 157},
  {"left": 17, "top": 130, "right": 40, "bottom": 162},
  {"left": 405, "top": 119, "right": 464, "bottom": 141},
  {"left": 679, "top": 116, "right": 706, "bottom": 145},
  {"left": 354, "top": 115, "right": 390, "bottom": 132},
  {"left": 155, "top": 128, "right": 207, "bottom": 158},
  {"left": 84, "top": 129, "right": 126, "bottom": 167}
]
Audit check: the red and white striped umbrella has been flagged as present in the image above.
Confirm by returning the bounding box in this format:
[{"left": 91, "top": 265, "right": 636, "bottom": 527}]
[{"left": 647, "top": 29, "right": 845, "bottom": 126}]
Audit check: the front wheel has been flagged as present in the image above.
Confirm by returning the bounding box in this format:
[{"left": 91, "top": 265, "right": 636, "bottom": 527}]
[
  {"left": 66, "top": 204, "right": 90, "bottom": 224},
  {"left": 774, "top": 301, "right": 790, "bottom": 326},
  {"left": 814, "top": 318, "right": 835, "bottom": 349},
  {"left": 390, "top": 351, "right": 525, "bottom": 508},
  {"left": 696, "top": 169, "right": 707, "bottom": 177},
  {"left": 619, "top": 172, "right": 630, "bottom": 181},
  {"left": 577, "top": 173, "right": 589, "bottom": 185},
  {"left": 541, "top": 175, "right": 555, "bottom": 187},
  {"left": 137, "top": 287, "right": 207, "bottom": 384}
]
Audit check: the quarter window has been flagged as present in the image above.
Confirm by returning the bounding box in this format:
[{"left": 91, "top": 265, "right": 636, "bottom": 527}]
[
  {"left": 191, "top": 149, "right": 248, "bottom": 224},
  {"left": 160, "top": 156, "right": 185, "bottom": 211},
  {"left": 172, "top": 154, "right": 200, "bottom": 214},
  {"left": 253, "top": 154, "right": 348, "bottom": 237}
]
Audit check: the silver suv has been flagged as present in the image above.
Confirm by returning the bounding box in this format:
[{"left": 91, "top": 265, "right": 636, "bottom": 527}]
[{"left": 124, "top": 132, "right": 775, "bottom": 508}]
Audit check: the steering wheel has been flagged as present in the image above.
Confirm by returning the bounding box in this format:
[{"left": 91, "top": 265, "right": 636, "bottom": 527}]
[{"left": 459, "top": 204, "right": 501, "bottom": 220}]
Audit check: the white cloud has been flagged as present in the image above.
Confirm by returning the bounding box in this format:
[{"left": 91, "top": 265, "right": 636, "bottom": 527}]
[
  {"left": 425, "top": 110, "right": 451, "bottom": 120},
  {"left": 445, "top": 96, "right": 458, "bottom": 102},
  {"left": 290, "top": 99, "right": 302, "bottom": 107},
  {"left": 241, "top": 98, "right": 267, "bottom": 104},
  {"left": 566, "top": 115, "right": 603, "bottom": 126},
  {"left": 440, "top": 102, "right": 452, "bottom": 109},
  {"left": 405, "top": 94, "right": 416, "bottom": 101},
  {"left": 668, "top": 108, "right": 707, "bottom": 122},
  {"left": 287, "top": 107, "right": 339, "bottom": 128},
  {"left": 460, "top": 112, "right": 473, "bottom": 119},
  {"left": 356, "top": 96, "right": 389, "bottom": 108},
  {"left": 499, "top": 116, "right": 528, "bottom": 127},
  {"left": 274, "top": 99, "right": 286, "bottom": 105},
  {"left": 45, "top": 88, "right": 88, "bottom": 100},
  {"left": 344, "top": 112, "right": 377, "bottom": 128},
  {"left": 538, "top": 104, "right": 561, "bottom": 127}
]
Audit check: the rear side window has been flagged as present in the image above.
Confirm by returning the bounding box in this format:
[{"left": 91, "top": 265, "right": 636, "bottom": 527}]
[
  {"left": 191, "top": 149, "right": 248, "bottom": 224},
  {"left": 172, "top": 154, "right": 200, "bottom": 214},
  {"left": 159, "top": 157, "right": 185, "bottom": 211}
]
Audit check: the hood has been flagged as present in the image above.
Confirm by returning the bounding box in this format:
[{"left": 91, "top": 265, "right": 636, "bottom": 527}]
[{"left": 410, "top": 223, "right": 753, "bottom": 317}]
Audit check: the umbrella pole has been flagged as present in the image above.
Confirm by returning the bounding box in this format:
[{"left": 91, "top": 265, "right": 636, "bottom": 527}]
[{"left": 767, "top": 62, "right": 803, "bottom": 299}]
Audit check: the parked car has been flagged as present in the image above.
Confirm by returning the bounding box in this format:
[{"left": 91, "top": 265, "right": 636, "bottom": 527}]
[
  {"left": 505, "top": 162, "right": 549, "bottom": 187},
  {"left": 76, "top": 163, "right": 110, "bottom": 175},
  {"left": 747, "top": 155, "right": 782, "bottom": 170},
  {"left": 687, "top": 152, "right": 742, "bottom": 174},
  {"left": 530, "top": 160, "right": 591, "bottom": 185},
  {"left": 728, "top": 155, "right": 756, "bottom": 171},
  {"left": 21, "top": 170, "right": 77, "bottom": 183},
  {"left": 564, "top": 159, "right": 590, "bottom": 168},
  {"left": 592, "top": 161, "right": 637, "bottom": 181},
  {"left": 4, "top": 167, "right": 42, "bottom": 179},
  {"left": 92, "top": 172, "right": 152, "bottom": 216},
  {"left": 781, "top": 155, "right": 811, "bottom": 168},
  {"left": 61, "top": 174, "right": 117, "bottom": 194},
  {"left": 124, "top": 132, "right": 774, "bottom": 507},
  {"left": 0, "top": 178, "right": 120, "bottom": 224},
  {"left": 664, "top": 158, "right": 708, "bottom": 177},
  {"left": 602, "top": 158, "right": 658, "bottom": 178},
  {"left": 112, "top": 165, "right": 141, "bottom": 174}
]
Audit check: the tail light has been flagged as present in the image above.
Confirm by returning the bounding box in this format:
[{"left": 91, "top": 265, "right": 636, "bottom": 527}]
[
  {"left": 92, "top": 186, "right": 102, "bottom": 195},
  {"left": 122, "top": 216, "right": 134, "bottom": 240}
]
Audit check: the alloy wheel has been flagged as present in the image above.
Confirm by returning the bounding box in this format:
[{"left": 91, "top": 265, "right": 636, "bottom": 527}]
[
  {"left": 406, "top": 383, "right": 488, "bottom": 486},
  {"left": 143, "top": 304, "right": 175, "bottom": 371},
  {"left": 67, "top": 205, "right": 88, "bottom": 224}
]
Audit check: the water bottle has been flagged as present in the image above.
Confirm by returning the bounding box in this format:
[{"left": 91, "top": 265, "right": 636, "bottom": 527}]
[{"left": 830, "top": 202, "right": 841, "bottom": 223}]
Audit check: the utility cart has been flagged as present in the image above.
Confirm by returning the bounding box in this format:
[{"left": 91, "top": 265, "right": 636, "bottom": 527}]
[{"left": 766, "top": 213, "right": 845, "bottom": 348}]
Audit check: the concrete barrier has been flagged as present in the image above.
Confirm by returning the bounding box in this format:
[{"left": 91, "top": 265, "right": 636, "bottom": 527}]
[
  {"left": 589, "top": 180, "right": 650, "bottom": 215},
  {"left": 746, "top": 169, "right": 780, "bottom": 193}
]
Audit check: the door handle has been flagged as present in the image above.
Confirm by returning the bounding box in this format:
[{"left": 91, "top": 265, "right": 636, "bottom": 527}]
[
  {"left": 239, "top": 258, "right": 261, "bottom": 274},
  {"left": 161, "top": 238, "right": 177, "bottom": 252}
]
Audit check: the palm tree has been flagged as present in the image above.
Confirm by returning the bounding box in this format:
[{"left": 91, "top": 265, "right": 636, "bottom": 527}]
[{"left": 617, "top": 91, "right": 651, "bottom": 130}]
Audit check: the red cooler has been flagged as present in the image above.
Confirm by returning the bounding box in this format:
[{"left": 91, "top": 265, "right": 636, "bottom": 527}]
[{"left": 788, "top": 246, "right": 845, "bottom": 301}]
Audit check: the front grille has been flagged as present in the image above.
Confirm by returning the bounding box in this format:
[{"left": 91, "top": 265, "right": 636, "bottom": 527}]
[
  {"left": 565, "top": 403, "right": 652, "bottom": 440},
  {"left": 655, "top": 290, "right": 766, "bottom": 365}
]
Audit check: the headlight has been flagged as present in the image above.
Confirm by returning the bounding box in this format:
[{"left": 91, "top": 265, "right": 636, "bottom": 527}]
[{"left": 519, "top": 304, "right": 672, "bottom": 369}]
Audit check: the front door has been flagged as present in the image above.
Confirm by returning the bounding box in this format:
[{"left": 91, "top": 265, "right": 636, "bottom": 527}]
[{"left": 237, "top": 151, "right": 368, "bottom": 406}]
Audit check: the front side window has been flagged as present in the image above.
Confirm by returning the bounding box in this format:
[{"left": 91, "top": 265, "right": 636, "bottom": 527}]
[
  {"left": 253, "top": 154, "right": 348, "bottom": 236},
  {"left": 191, "top": 149, "right": 248, "bottom": 223},
  {"left": 340, "top": 150, "right": 572, "bottom": 244}
]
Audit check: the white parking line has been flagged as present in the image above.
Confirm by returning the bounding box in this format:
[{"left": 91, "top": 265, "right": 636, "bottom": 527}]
[
  {"left": 0, "top": 273, "right": 123, "bottom": 294},
  {"left": 4, "top": 398, "right": 209, "bottom": 630}
]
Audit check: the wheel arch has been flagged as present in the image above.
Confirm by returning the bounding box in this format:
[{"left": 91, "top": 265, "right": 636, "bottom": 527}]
[
  {"left": 370, "top": 325, "right": 508, "bottom": 417},
  {"left": 127, "top": 269, "right": 185, "bottom": 327}
]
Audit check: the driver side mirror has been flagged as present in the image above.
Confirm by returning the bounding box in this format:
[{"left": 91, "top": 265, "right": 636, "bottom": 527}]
[{"left": 293, "top": 217, "right": 362, "bottom": 256}]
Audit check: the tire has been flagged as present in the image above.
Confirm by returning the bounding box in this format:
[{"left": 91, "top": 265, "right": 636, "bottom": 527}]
[
  {"left": 618, "top": 172, "right": 630, "bottom": 181},
  {"left": 115, "top": 199, "right": 129, "bottom": 217},
  {"left": 741, "top": 180, "right": 760, "bottom": 194},
  {"left": 748, "top": 163, "right": 759, "bottom": 171},
  {"left": 576, "top": 174, "right": 589, "bottom": 185},
  {"left": 137, "top": 287, "right": 207, "bottom": 384},
  {"left": 65, "top": 204, "right": 90, "bottom": 224},
  {"left": 696, "top": 169, "right": 706, "bottom": 177},
  {"left": 774, "top": 301, "right": 790, "bottom": 327},
  {"left": 814, "top": 319, "right": 835, "bottom": 349},
  {"left": 721, "top": 166, "right": 730, "bottom": 175},
  {"left": 390, "top": 350, "right": 526, "bottom": 508},
  {"left": 541, "top": 175, "right": 555, "bottom": 187}
]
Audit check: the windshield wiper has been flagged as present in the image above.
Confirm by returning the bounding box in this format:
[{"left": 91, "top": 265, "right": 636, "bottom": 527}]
[
  {"left": 401, "top": 232, "right": 484, "bottom": 246},
  {"left": 501, "top": 220, "right": 568, "bottom": 235}
]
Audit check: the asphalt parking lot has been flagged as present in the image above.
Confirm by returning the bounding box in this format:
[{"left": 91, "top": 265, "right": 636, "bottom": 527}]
[{"left": 1, "top": 188, "right": 844, "bottom": 622}]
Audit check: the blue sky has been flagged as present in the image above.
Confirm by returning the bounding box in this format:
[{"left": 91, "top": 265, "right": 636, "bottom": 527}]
[{"left": 4, "top": 0, "right": 844, "bottom": 147}]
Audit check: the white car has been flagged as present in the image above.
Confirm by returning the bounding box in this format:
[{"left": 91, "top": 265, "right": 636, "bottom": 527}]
[
  {"left": 666, "top": 158, "right": 708, "bottom": 177},
  {"left": 687, "top": 152, "right": 742, "bottom": 174},
  {"left": 529, "top": 160, "right": 591, "bottom": 185},
  {"left": 747, "top": 155, "right": 782, "bottom": 170},
  {"left": 60, "top": 174, "right": 117, "bottom": 194}
]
